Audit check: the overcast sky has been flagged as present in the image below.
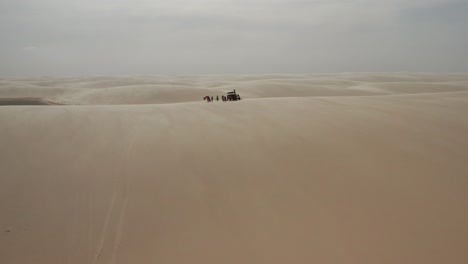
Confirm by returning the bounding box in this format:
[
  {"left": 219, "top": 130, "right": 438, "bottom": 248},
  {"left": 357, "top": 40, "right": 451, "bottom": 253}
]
[{"left": 1, "top": 0, "right": 467, "bottom": 76}]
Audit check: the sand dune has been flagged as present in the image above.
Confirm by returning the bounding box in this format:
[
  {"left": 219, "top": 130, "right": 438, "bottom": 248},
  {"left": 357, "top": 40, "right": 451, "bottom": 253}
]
[
  {"left": 1, "top": 74, "right": 468, "bottom": 263},
  {"left": 347, "top": 82, "right": 468, "bottom": 95},
  {"left": 1, "top": 73, "right": 468, "bottom": 105},
  {"left": 59, "top": 85, "right": 216, "bottom": 105}
]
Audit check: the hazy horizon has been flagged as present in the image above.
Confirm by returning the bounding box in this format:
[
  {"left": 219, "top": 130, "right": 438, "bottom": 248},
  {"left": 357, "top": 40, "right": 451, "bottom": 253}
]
[{"left": 1, "top": 0, "right": 468, "bottom": 76}]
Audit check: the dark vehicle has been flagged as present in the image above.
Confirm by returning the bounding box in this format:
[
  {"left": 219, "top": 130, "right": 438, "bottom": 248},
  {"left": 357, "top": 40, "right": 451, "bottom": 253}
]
[{"left": 226, "top": 90, "right": 241, "bottom": 101}]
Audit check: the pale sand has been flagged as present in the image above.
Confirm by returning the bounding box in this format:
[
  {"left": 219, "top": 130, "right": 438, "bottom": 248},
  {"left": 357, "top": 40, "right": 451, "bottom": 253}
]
[{"left": 1, "top": 73, "right": 468, "bottom": 263}]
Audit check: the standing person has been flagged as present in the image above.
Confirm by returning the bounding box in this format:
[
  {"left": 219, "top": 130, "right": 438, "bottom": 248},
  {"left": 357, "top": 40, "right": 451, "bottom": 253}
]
[
  {"left": 216, "top": 95, "right": 219, "bottom": 102},
  {"left": 211, "top": 96, "right": 213, "bottom": 102}
]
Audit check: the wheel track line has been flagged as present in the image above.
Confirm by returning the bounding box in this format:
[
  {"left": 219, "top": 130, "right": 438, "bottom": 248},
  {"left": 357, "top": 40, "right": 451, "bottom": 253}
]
[
  {"left": 67, "top": 192, "right": 79, "bottom": 264},
  {"left": 109, "top": 125, "right": 138, "bottom": 264},
  {"left": 92, "top": 189, "right": 118, "bottom": 264},
  {"left": 110, "top": 193, "right": 128, "bottom": 264},
  {"left": 88, "top": 192, "right": 94, "bottom": 264}
]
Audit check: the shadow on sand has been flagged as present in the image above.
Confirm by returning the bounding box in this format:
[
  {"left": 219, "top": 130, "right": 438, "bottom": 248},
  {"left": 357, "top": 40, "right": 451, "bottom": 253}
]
[{"left": 0, "top": 98, "right": 61, "bottom": 106}]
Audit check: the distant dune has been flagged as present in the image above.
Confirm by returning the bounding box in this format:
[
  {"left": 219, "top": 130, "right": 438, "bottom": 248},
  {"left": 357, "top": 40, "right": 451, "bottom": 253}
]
[
  {"left": 2, "top": 73, "right": 468, "bottom": 105},
  {"left": 1, "top": 73, "right": 468, "bottom": 264}
]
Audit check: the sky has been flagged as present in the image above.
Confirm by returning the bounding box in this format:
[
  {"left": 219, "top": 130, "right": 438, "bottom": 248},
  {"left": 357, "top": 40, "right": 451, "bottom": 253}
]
[{"left": 1, "top": 0, "right": 467, "bottom": 76}]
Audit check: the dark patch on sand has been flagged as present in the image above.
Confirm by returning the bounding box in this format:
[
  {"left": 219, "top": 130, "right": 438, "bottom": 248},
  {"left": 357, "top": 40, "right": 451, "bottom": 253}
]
[{"left": 0, "top": 98, "right": 61, "bottom": 106}]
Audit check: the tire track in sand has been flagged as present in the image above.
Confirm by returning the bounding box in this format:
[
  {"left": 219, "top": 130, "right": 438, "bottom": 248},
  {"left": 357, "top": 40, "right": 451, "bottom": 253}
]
[
  {"left": 110, "top": 193, "right": 128, "bottom": 264},
  {"left": 91, "top": 123, "right": 138, "bottom": 264},
  {"left": 108, "top": 124, "right": 138, "bottom": 264},
  {"left": 92, "top": 190, "right": 117, "bottom": 264}
]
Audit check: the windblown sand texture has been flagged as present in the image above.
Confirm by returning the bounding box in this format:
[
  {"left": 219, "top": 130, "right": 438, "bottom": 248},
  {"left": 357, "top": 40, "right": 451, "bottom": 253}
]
[{"left": 1, "top": 73, "right": 468, "bottom": 263}]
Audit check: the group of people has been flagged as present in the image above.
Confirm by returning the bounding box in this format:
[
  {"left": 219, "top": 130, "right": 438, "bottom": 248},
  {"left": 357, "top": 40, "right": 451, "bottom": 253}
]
[
  {"left": 203, "top": 90, "right": 241, "bottom": 102},
  {"left": 203, "top": 95, "right": 234, "bottom": 102}
]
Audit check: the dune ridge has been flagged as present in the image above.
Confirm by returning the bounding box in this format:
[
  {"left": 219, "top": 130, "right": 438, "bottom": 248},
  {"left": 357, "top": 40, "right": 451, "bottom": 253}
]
[{"left": 2, "top": 73, "right": 468, "bottom": 105}]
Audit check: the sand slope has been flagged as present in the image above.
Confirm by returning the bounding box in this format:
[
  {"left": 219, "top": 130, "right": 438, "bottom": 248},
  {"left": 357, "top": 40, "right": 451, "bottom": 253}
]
[{"left": 1, "top": 74, "right": 468, "bottom": 264}]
